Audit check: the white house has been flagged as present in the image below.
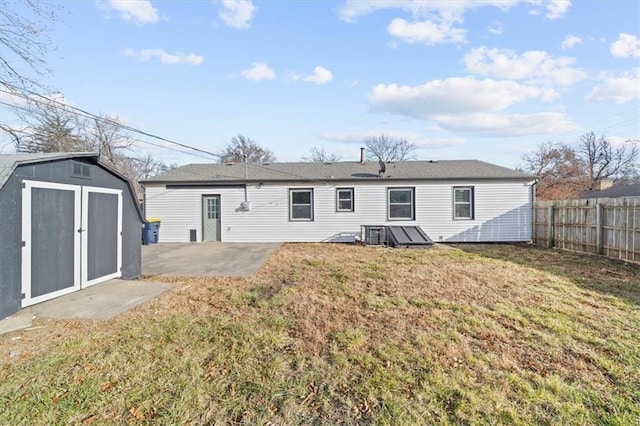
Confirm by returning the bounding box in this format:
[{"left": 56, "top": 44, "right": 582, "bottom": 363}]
[{"left": 142, "top": 159, "right": 536, "bottom": 243}]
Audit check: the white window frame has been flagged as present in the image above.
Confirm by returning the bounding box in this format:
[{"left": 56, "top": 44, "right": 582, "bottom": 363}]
[
  {"left": 387, "top": 187, "right": 415, "bottom": 221},
  {"left": 289, "top": 188, "right": 314, "bottom": 221},
  {"left": 453, "top": 186, "right": 474, "bottom": 220},
  {"left": 336, "top": 188, "right": 354, "bottom": 212}
]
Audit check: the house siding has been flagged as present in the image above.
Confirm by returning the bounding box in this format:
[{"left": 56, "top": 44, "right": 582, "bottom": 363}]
[{"left": 144, "top": 179, "right": 533, "bottom": 243}]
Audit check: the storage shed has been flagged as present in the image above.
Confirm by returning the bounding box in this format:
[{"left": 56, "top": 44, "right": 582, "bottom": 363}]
[{"left": 0, "top": 153, "right": 143, "bottom": 320}]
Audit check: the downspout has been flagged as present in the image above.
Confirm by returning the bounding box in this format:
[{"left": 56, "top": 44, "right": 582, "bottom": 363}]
[
  {"left": 243, "top": 154, "right": 248, "bottom": 204},
  {"left": 531, "top": 178, "right": 539, "bottom": 243}
]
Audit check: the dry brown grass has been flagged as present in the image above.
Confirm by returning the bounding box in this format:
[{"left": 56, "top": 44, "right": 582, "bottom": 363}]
[{"left": 1, "top": 243, "right": 638, "bottom": 424}]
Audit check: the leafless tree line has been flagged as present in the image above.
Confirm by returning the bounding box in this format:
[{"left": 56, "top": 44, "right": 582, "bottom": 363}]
[{"left": 520, "top": 132, "right": 639, "bottom": 200}]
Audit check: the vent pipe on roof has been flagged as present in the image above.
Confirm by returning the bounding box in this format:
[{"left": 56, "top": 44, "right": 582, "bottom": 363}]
[{"left": 360, "top": 147, "right": 365, "bottom": 164}]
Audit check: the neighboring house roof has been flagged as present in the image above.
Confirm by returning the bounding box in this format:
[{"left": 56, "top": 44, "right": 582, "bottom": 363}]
[
  {"left": 579, "top": 183, "right": 640, "bottom": 199},
  {"left": 143, "top": 159, "right": 534, "bottom": 184},
  {"left": 0, "top": 152, "right": 144, "bottom": 220}
]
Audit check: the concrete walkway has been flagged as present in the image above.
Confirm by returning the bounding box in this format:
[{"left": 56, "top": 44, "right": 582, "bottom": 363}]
[
  {"left": 0, "top": 279, "right": 172, "bottom": 335},
  {"left": 142, "top": 242, "right": 281, "bottom": 277}
]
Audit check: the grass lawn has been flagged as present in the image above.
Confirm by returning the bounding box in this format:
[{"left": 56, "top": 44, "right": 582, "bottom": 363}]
[{"left": 1, "top": 243, "right": 639, "bottom": 424}]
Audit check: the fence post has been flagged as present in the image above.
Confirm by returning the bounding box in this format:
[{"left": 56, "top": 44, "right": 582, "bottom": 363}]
[
  {"left": 595, "top": 203, "right": 604, "bottom": 255},
  {"left": 547, "top": 205, "right": 554, "bottom": 248}
]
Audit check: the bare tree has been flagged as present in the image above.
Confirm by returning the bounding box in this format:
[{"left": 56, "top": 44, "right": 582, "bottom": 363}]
[
  {"left": 302, "top": 146, "right": 342, "bottom": 162},
  {"left": 16, "top": 107, "right": 87, "bottom": 153},
  {"left": 83, "top": 114, "right": 135, "bottom": 169},
  {"left": 115, "top": 154, "right": 175, "bottom": 197},
  {"left": 218, "top": 135, "right": 276, "bottom": 163},
  {"left": 0, "top": 0, "right": 58, "bottom": 90},
  {"left": 364, "top": 134, "right": 416, "bottom": 162},
  {"left": 520, "top": 141, "right": 588, "bottom": 200},
  {"left": 0, "top": 1, "right": 61, "bottom": 143},
  {"left": 129, "top": 154, "right": 175, "bottom": 181},
  {"left": 579, "top": 132, "right": 639, "bottom": 188},
  {"left": 9, "top": 101, "right": 171, "bottom": 197},
  {"left": 520, "top": 132, "right": 640, "bottom": 200}
]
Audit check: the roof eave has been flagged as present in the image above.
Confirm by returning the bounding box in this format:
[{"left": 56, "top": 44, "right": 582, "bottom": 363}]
[{"left": 142, "top": 176, "right": 536, "bottom": 185}]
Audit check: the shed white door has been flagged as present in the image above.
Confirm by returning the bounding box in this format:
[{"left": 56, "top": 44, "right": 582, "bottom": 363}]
[
  {"left": 21, "top": 180, "right": 123, "bottom": 307},
  {"left": 81, "top": 186, "right": 123, "bottom": 288},
  {"left": 202, "top": 195, "right": 221, "bottom": 241}
]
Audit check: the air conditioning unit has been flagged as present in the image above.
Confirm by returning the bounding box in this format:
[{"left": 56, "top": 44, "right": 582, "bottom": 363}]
[
  {"left": 361, "top": 225, "right": 387, "bottom": 245},
  {"left": 240, "top": 201, "right": 251, "bottom": 211}
]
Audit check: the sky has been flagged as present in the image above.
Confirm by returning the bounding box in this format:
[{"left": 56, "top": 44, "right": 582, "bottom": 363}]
[{"left": 1, "top": 0, "right": 639, "bottom": 168}]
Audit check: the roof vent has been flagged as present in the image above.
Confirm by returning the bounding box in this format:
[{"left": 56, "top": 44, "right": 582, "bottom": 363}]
[{"left": 429, "top": 160, "right": 438, "bottom": 163}]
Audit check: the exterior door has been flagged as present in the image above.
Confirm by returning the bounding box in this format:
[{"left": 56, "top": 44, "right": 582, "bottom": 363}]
[
  {"left": 21, "top": 181, "right": 82, "bottom": 306},
  {"left": 82, "top": 186, "right": 123, "bottom": 287},
  {"left": 21, "top": 180, "right": 123, "bottom": 307},
  {"left": 202, "top": 195, "right": 221, "bottom": 241}
]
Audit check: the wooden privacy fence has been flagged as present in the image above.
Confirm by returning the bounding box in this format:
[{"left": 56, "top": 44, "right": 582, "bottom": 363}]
[{"left": 533, "top": 197, "right": 640, "bottom": 263}]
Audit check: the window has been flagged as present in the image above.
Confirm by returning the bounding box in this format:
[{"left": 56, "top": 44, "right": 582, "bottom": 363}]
[
  {"left": 336, "top": 188, "right": 354, "bottom": 212},
  {"left": 206, "top": 197, "right": 219, "bottom": 219},
  {"left": 453, "top": 187, "right": 474, "bottom": 220},
  {"left": 388, "top": 187, "right": 414, "bottom": 220},
  {"left": 290, "top": 189, "right": 313, "bottom": 221},
  {"left": 70, "top": 162, "right": 91, "bottom": 179}
]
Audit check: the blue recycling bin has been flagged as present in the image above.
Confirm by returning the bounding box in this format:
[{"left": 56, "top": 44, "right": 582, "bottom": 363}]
[{"left": 142, "top": 219, "right": 161, "bottom": 245}]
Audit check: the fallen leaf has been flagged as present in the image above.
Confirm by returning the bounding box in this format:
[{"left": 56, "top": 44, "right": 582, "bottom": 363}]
[{"left": 53, "top": 391, "right": 69, "bottom": 403}]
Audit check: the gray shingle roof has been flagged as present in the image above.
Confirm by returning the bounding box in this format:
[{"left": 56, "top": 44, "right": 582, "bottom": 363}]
[
  {"left": 143, "top": 159, "right": 534, "bottom": 184},
  {"left": 579, "top": 183, "right": 640, "bottom": 199},
  {"left": 0, "top": 152, "right": 98, "bottom": 191}
]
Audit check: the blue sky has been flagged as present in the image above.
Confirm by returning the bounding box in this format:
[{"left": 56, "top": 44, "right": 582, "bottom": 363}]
[{"left": 2, "top": 0, "right": 639, "bottom": 168}]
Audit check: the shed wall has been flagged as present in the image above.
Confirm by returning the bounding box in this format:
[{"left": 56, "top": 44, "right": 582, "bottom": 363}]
[
  {"left": 144, "top": 180, "right": 533, "bottom": 243},
  {"left": 0, "top": 159, "right": 142, "bottom": 320}
]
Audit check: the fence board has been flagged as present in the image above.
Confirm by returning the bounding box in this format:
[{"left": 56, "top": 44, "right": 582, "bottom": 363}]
[{"left": 534, "top": 197, "right": 640, "bottom": 263}]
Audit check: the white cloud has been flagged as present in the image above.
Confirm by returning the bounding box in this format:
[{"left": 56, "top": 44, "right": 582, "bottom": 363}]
[
  {"left": 561, "top": 35, "right": 582, "bottom": 50},
  {"left": 338, "top": 1, "right": 570, "bottom": 46},
  {"left": 545, "top": 0, "right": 571, "bottom": 19},
  {"left": 436, "top": 112, "right": 577, "bottom": 136},
  {"left": 124, "top": 48, "right": 204, "bottom": 65},
  {"left": 369, "top": 77, "right": 557, "bottom": 119},
  {"left": 241, "top": 62, "right": 276, "bottom": 81},
  {"left": 610, "top": 33, "right": 640, "bottom": 58},
  {"left": 104, "top": 0, "right": 158, "bottom": 24},
  {"left": 366, "top": 76, "right": 575, "bottom": 137},
  {"left": 387, "top": 18, "right": 466, "bottom": 45},
  {"left": 338, "top": 1, "right": 519, "bottom": 23},
  {"left": 338, "top": 1, "right": 570, "bottom": 22},
  {"left": 291, "top": 66, "right": 334, "bottom": 85},
  {"left": 464, "top": 47, "right": 587, "bottom": 86},
  {"left": 585, "top": 68, "right": 640, "bottom": 104},
  {"left": 219, "top": 0, "right": 255, "bottom": 29},
  {"left": 488, "top": 21, "right": 504, "bottom": 35}
]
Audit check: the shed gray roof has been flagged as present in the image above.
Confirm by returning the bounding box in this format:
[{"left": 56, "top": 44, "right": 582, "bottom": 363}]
[
  {"left": 579, "top": 183, "right": 640, "bottom": 199},
  {"left": 143, "top": 159, "right": 535, "bottom": 184},
  {"left": 0, "top": 152, "right": 97, "bottom": 191},
  {"left": 0, "top": 152, "right": 144, "bottom": 221}
]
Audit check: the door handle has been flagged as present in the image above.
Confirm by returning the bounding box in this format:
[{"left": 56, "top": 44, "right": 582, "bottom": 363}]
[{"left": 77, "top": 228, "right": 85, "bottom": 233}]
